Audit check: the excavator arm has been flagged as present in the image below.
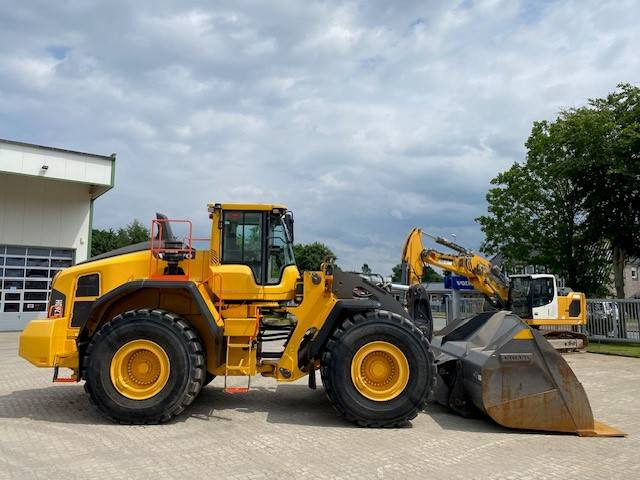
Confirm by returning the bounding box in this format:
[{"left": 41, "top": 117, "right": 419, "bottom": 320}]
[{"left": 401, "top": 228, "right": 511, "bottom": 308}]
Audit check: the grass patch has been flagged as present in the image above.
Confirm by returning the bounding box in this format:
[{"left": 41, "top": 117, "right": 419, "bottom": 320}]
[{"left": 587, "top": 342, "right": 640, "bottom": 358}]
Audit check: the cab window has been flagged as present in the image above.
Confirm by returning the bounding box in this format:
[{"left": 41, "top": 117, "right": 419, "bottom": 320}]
[
  {"left": 222, "top": 211, "right": 263, "bottom": 281},
  {"left": 531, "top": 277, "right": 555, "bottom": 307},
  {"left": 266, "top": 214, "right": 295, "bottom": 284}
]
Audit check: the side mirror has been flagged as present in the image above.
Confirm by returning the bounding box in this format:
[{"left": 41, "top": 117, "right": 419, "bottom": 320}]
[{"left": 284, "top": 211, "right": 294, "bottom": 243}]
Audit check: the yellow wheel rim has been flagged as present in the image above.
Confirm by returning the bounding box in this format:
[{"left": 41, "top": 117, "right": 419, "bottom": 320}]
[
  {"left": 109, "top": 340, "right": 170, "bottom": 400},
  {"left": 350, "top": 341, "right": 409, "bottom": 401}
]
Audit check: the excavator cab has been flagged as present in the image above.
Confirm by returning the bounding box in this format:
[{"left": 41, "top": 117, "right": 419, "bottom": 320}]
[{"left": 509, "top": 274, "right": 557, "bottom": 320}]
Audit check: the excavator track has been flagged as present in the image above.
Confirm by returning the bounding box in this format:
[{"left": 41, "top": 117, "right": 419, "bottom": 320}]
[{"left": 542, "top": 330, "right": 589, "bottom": 352}]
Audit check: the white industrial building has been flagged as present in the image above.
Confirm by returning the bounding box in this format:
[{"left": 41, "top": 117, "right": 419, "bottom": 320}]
[{"left": 0, "top": 139, "right": 115, "bottom": 330}]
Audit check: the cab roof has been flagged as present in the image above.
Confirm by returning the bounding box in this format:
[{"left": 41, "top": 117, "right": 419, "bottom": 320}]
[{"left": 207, "top": 202, "right": 288, "bottom": 212}]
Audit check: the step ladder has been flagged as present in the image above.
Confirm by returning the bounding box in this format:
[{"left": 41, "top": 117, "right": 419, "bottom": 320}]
[{"left": 223, "top": 316, "right": 260, "bottom": 394}]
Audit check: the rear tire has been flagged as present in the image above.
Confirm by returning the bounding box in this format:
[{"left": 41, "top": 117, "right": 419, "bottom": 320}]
[
  {"left": 320, "top": 310, "right": 435, "bottom": 427},
  {"left": 83, "top": 309, "right": 205, "bottom": 424}
]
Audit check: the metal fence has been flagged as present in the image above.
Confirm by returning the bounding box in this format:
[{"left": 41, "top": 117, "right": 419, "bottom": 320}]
[
  {"left": 586, "top": 299, "right": 640, "bottom": 343},
  {"left": 459, "top": 298, "right": 488, "bottom": 316},
  {"left": 430, "top": 297, "right": 489, "bottom": 324},
  {"left": 431, "top": 296, "right": 640, "bottom": 344}
]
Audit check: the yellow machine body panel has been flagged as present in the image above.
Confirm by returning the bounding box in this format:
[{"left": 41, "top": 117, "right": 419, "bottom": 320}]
[
  {"left": 209, "top": 202, "right": 288, "bottom": 211},
  {"left": 208, "top": 264, "right": 299, "bottom": 301},
  {"left": 528, "top": 291, "right": 587, "bottom": 326},
  {"left": 19, "top": 317, "right": 77, "bottom": 368},
  {"left": 20, "top": 249, "right": 211, "bottom": 370},
  {"left": 278, "top": 271, "right": 338, "bottom": 380}
]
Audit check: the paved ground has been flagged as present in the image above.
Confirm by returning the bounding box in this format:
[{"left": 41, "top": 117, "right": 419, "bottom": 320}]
[{"left": 0, "top": 331, "right": 638, "bottom": 480}]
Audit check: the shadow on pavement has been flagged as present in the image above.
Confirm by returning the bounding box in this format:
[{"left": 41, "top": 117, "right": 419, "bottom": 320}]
[
  {"left": 189, "top": 383, "right": 354, "bottom": 428},
  {"left": 0, "top": 381, "right": 514, "bottom": 433},
  {"left": 0, "top": 384, "right": 110, "bottom": 425},
  {"left": 0, "top": 382, "right": 350, "bottom": 427},
  {"left": 422, "top": 403, "right": 514, "bottom": 434}
]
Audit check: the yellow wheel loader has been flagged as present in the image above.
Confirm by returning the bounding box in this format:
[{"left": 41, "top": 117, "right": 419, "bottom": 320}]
[{"left": 18, "top": 203, "right": 623, "bottom": 435}]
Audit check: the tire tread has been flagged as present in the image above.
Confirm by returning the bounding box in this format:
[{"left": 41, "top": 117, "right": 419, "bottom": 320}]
[
  {"left": 320, "top": 310, "right": 436, "bottom": 427},
  {"left": 83, "top": 309, "right": 205, "bottom": 424}
]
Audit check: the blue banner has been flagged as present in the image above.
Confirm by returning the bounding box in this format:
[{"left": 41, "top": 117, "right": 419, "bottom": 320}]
[{"left": 444, "top": 275, "right": 474, "bottom": 290}]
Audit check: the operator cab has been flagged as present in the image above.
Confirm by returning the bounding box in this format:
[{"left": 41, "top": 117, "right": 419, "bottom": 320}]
[
  {"left": 220, "top": 208, "right": 295, "bottom": 284},
  {"left": 509, "top": 274, "right": 558, "bottom": 320},
  {"left": 208, "top": 203, "right": 299, "bottom": 300}
]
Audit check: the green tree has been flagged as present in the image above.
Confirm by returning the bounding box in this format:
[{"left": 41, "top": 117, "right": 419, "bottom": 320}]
[
  {"left": 361, "top": 263, "right": 372, "bottom": 274},
  {"left": 422, "top": 266, "right": 444, "bottom": 283},
  {"left": 293, "top": 242, "right": 336, "bottom": 272},
  {"left": 478, "top": 84, "right": 640, "bottom": 297},
  {"left": 477, "top": 157, "right": 608, "bottom": 295},
  {"left": 91, "top": 220, "right": 150, "bottom": 257},
  {"left": 91, "top": 228, "right": 120, "bottom": 257},
  {"left": 566, "top": 84, "right": 640, "bottom": 298},
  {"left": 390, "top": 263, "right": 443, "bottom": 283},
  {"left": 391, "top": 263, "right": 403, "bottom": 282},
  {"left": 118, "top": 219, "right": 150, "bottom": 245}
]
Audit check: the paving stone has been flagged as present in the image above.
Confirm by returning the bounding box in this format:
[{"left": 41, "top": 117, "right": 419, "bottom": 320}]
[{"left": 0, "top": 332, "right": 637, "bottom": 479}]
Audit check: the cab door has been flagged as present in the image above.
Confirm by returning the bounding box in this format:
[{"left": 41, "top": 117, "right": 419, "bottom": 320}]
[
  {"left": 530, "top": 276, "right": 558, "bottom": 320},
  {"left": 210, "top": 210, "right": 265, "bottom": 300}
]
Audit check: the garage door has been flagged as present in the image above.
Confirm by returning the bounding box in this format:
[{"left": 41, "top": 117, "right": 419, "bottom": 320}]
[{"left": 0, "top": 245, "right": 74, "bottom": 331}]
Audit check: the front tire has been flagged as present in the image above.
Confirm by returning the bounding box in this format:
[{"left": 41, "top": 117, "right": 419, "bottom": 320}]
[
  {"left": 320, "top": 310, "right": 435, "bottom": 427},
  {"left": 83, "top": 309, "right": 205, "bottom": 424}
]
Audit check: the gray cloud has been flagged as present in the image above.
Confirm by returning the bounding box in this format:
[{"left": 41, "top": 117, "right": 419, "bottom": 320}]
[{"left": 1, "top": 0, "right": 638, "bottom": 275}]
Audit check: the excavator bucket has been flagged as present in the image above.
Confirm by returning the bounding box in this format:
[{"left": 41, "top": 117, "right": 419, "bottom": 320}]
[{"left": 430, "top": 311, "right": 625, "bottom": 436}]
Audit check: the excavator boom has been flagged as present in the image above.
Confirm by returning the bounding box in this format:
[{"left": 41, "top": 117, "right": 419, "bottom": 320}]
[{"left": 401, "top": 228, "right": 509, "bottom": 306}]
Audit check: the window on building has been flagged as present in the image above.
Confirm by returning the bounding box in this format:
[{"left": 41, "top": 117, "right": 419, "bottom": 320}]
[
  {"left": 0, "top": 245, "right": 74, "bottom": 318},
  {"left": 632, "top": 267, "right": 638, "bottom": 281}
]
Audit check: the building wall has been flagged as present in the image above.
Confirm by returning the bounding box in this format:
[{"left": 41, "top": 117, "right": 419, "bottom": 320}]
[
  {"left": 1, "top": 139, "right": 114, "bottom": 331},
  {"left": 0, "top": 174, "right": 91, "bottom": 262},
  {"left": 0, "top": 140, "right": 112, "bottom": 188},
  {"left": 624, "top": 263, "right": 640, "bottom": 298}
]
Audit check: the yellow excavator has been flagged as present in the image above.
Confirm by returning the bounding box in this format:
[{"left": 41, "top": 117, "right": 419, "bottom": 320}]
[
  {"left": 401, "top": 228, "right": 588, "bottom": 350},
  {"left": 17, "top": 203, "right": 622, "bottom": 435}
]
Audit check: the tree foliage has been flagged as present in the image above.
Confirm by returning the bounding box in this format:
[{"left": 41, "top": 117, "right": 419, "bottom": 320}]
[
  {"left": 293, "top": 242, "right": 336, "bottom": 272},
  {"left": 391, "top": 263, "right": 402, "bottom": 282},
  {"left": 91, "top": 220, "right": 150, "bottom": 257},
  {"left": 568, "top": 85, "right": 640, "bottom": 297},
  {"left": 391, "top": 263, "right": 443, "bottom": 283},
  {"left": 478, "top": 84, "right": 640, "bottom": 297},
  {"left": 422, "top": 266, "right": 444, "bottom": 283},
  {"left": 361, "top": 263, "right": 372, "bottom": 274}
]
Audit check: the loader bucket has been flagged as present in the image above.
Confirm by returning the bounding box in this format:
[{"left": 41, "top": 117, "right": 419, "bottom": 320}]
[{"left": 430, "top": 311, "right": 625, "bottom": 436}]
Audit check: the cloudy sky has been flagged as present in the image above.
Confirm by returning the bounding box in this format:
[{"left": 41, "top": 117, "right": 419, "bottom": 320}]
[{"left": 1, "top": 0, "right": 638, "bottom": 275}]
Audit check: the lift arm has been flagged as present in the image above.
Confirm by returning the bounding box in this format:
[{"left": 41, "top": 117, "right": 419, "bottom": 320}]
[{"left": 401, "top": 228, "right": 511, "bottom": 308}]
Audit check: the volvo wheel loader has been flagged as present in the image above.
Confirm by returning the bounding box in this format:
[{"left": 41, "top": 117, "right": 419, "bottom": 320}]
[{"left": 18, "top": 203, "right": 623, "bottom": 435}]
